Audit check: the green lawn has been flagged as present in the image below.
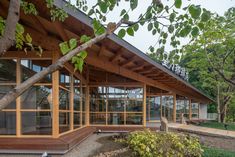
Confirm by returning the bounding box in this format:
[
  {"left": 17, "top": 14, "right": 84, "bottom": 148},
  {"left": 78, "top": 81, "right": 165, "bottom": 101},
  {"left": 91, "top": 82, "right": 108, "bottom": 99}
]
[
  {"left": 203, "top": 147, "right": 235, "bottom": 157},
  {"left": 197, "top": 121, "right": 235, "bottom": 131}
]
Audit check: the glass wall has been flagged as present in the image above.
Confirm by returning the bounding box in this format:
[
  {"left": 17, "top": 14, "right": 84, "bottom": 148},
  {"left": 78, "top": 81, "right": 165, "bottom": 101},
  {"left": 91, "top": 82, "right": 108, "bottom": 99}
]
[
  {"left": 0, "top": 60, "right": 17, "bottom": 135},
  {"left": 192, "top": 103, "right": 199, "bottom": 119},
  {"left": 0, "top": 59, "right": 85, "bottom": 137},
  {"left": 90, "top": 86, "right": 143, "bottom": 125},
  {"left": 176, "top": 98, "right": 190, "bottom": 120},
  {"left": 146, "top": 96, "right": 161, "bottom": 121},
  {"left": 162, "top": 96, "right": 174, "bottom": 121}
]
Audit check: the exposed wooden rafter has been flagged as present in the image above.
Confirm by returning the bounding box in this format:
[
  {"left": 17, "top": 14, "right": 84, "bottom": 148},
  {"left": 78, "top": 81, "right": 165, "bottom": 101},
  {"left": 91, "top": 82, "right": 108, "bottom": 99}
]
[{"left": 119, "top": 55, "right": 136, "bottom": 67}]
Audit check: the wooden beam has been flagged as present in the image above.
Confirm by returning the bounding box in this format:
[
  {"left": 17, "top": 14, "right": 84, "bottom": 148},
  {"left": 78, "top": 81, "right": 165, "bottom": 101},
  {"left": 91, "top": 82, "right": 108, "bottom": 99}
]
[
  {"left": 70, "top": 75, "right": 74, "bottom": 130},
  {"left": 54, "top": 21, "right": 69, "bottom": 41},
  {"left": 97, "top": 45, "right": 106, "bottom": 57},
  {"left": 2, "top": 51, "right": 53, "bottom": 59},
  {"left": 119, "top": 56, "right": 136, "bottom": 67},
  {"left": 189, "top": 99, "right": 192, "bottom": 120},
  {"left": 52, "top": 52, "right": 60, "bottom": 138},
  {"left": 16, "top": 59, "right": 21, "bottom": 137},
  {"left": 109, "top": 49, "right": 123, "bottom": 62},
  {"left": 30, "top": 16, "right": 48, "bottom": 35}
]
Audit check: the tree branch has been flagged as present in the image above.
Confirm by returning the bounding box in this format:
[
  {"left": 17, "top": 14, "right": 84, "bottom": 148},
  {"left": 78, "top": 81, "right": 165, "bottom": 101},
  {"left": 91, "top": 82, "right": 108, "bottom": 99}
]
[
  {"left": 0, "top": 20, "right": 123, "bottom": 110},
  {"left": 0, "top": 0, "right": 20, "bottom": 55}
]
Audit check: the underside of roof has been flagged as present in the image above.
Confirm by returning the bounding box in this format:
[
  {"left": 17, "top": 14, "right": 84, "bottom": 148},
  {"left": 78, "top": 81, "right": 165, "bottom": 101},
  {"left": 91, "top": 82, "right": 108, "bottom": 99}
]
[{"left": 0, "top": 0, "right": 213, "bottom": 103}]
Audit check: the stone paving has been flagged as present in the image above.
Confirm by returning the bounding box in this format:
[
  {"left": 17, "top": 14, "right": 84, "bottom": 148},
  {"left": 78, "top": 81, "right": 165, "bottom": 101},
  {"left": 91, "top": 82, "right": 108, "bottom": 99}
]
[{"left": 169, "top": 123, "right": 235, "bottom": 138}]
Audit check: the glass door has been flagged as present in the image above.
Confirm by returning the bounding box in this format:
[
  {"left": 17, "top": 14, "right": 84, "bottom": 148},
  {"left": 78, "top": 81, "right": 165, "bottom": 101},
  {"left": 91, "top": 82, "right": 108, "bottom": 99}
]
[{"left": 146, "top": 96, "right": 161, "bottom": 122}]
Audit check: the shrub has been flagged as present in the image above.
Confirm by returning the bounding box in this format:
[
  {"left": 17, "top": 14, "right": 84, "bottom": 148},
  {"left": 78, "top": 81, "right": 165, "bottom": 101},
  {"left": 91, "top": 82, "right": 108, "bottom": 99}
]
[{"left": 126, "top": 129, "right": 203, "bottom": 157}]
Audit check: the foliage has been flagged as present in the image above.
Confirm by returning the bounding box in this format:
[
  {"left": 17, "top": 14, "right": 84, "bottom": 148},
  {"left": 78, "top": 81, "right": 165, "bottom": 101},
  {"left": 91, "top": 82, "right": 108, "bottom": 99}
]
[
  {"left": 180, "top": 7, "right": 235, "bottom": 122},
  {"left": 197, "top": 121, "right": 235, "bottom": 131},
  {"left": 126, "top": 129, "right": 203, "bottom": 157},
  {"left": 203, "top": 146, "right": 235, "bottom": 157}
]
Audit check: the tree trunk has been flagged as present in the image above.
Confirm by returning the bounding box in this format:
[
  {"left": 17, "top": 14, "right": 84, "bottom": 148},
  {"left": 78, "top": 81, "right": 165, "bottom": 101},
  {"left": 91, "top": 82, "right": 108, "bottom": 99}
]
[
  {"left": 0, "top": 21, "right": 123, "bottom": 110},
  {"left": 217, "top": 84, "right": 221, "bottom": 123},
  {"left": 0, "top": 0, "right": 20, "bottom": 55}
]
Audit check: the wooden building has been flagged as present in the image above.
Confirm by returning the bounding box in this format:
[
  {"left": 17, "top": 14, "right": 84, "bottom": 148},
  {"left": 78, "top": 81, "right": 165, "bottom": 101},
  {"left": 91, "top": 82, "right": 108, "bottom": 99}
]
[{"left": 0, "top": 0, "right": 212, "bottom": 154}]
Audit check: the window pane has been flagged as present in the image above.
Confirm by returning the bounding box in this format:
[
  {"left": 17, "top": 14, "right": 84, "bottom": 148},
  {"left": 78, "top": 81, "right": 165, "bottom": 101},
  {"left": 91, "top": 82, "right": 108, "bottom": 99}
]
[
  {"left": 126, "top": 87, "right": 143, "bottom": 99},
  {"left": 0, "top": 111, "right": 16, "bottom": 135},
  {"left": 107, "top": 113, "right": 124, "bottom": 125},
  {"left": 21, "top": 60, "right": 52, "bottom": 83},
  {"left": 0, "top": 85, "right": 16, "bottom": 109},
  {"left": 21, "top": 86, "right": 52, "bottom": 109},
  {"left": 147, "top": 96, "right": 161, "bottom": 121},
  {"left": 59, "top": 112, "right": 70, "bottom": 133},
  {"left": 108, "top": 99, "right": 125, "bottom": 112},
  {"left": 0, "top": 59, "right": 16, "bottom": 83},
  {"left": 74, "top": 112, "right": 81, "bottom": 129},
  {"left": 126, "top": 113, "right": 143, "bottom": 125},
  {"left": 90, "top": 113, "right": 106, "bottom": 125},
  {"left": 74, "top": 93, "right": 81, "bottom": 111},
  {"left": 59, "top": 88, "right": 70, "bottom": 110},
  {"left": 126, "top": 99, "right": 143, "bottom": 112},
  {"left": 21, "top": 112, "right": 52, "bottom": 135},
  {"left": 162, "top": 96, "right": 173, "bottom": 121}
]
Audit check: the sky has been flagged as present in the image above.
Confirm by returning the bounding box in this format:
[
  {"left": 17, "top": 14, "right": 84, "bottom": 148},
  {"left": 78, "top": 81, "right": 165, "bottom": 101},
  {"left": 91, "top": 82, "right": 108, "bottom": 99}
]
[{"left": 81, "top": 0, "right": 235, "bottom": 53}]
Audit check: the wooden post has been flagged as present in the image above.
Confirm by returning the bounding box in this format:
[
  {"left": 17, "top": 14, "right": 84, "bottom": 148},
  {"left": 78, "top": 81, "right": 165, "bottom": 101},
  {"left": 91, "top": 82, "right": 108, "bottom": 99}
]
[
  {"left": 16, "top": 59, "right": 21, "bottom": 137},
  {"left": 160, "top": 93, "right": 162, "bottom": 119},
  {"left": 173, "top": 93, "right": 176, "bottom": 123},
  {"left": 52, "top": 53, "right": 60, "bottom": 138},
  {"left": 70, "top": 75, "right": 74, "bottom": 130},
  {"left": 189, "top": 99, "right": 192, "bottom": 120},
  {"left": 80, "top": 79, "right": 83, "bottom": 126},
  {"left": 143, "top": 84, "right": 147, "bottom": 127},
  {"left": 85, "top": 85, "right": 90, "bottom": 126}
]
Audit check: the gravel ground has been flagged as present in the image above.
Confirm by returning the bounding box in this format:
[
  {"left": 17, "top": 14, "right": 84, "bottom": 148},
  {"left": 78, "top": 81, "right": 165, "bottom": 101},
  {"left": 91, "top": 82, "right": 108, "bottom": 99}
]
[{"left": 0, "top": 133, "right": 117, "bottom": 157}]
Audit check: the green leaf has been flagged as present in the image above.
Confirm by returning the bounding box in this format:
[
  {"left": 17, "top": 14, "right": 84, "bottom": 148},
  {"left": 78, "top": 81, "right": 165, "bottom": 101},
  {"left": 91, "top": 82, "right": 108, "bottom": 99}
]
[
  {"left": 179, "top": 25, "right": 192, "bottom": 37},
  {"left": 118, "top": 29, "right": 126, "bottom": 38},
  {"left": 16, "top": 23, "right": 24, "bottom": 34},
  {"left": 123, "top": 14, "right": 129, "bottom": 21},
  {"left": 59, "top": 41, "right": 70, "bottom": 55},
  {"left": 201, "top": 10, "right": 211, "bottom": 22},
  {"left": 92, "top": 19, "right": 105, "bottom": 36},
  {"left": 148, "top": 23, "right": 153, "bottom": 31},
  {"left": 69, "top": 38, "right": 77, "bottom": 50},
  {"left": 25, "top": 33, "right": 32, "bottom": 43},
  {"left": 168, "top": 25, "right": 174, "bottom": 33},
  {"left": 191, "top": 26, "right": 199, "bottom": 37},
  {"left": 75, "top": 58, "right": 84, "bottom": 73},
  {"left": 80, "top": 35, "right": 91, "bottom": 43},
  {"left": 88, "top": 9, "right": 94, "bottom": 16},
  {"left": 127, "top": 27, "right": 134, "bottom": 36},
  {"left": 120, "top": 9, "right": 126, "bottom": 16},
  {"left": 130, "top": 0, "right": 138, "bottom": 10},
  {"left": 99, "top": 1, "right": 108, "bottom": 13},
  {"left": 152, "top": 29, "right": 157, "bottom": 35},
  {"left": 154, "top": 21, "right": 159, "bottom": 29},
  {"left": 189, "top": 5, "right": 202, "bottom": 19},
  {"left": 78, "top": 50, "right": 87, "bottom": 59},
  {"left": 133, "top": 24, "right": 139, "bottom": 32},
  {"left": 72, "top": 56, "right": 77, "bottom": 63},
  {"left": 170, "top": 13, "right": 176, "bottom": 23},
  {"left": 174, "top": 0, "right": 182, "bottom": 9}
]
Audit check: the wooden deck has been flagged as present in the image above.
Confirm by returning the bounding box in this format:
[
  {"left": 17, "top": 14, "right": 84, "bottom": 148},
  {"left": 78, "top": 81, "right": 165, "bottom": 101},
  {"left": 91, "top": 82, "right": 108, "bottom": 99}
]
[
  {"left": 0, "top": 126, "right": 158, "bottom": 154},
  {"left": 0, "top": 126, "right": 96, "bottom": 154}
]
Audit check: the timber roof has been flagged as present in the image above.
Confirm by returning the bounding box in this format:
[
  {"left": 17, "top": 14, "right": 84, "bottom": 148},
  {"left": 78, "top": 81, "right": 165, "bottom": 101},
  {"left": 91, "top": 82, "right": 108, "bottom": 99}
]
[{"left": 0, "top": 0, "right": 213, "bottom": 103}]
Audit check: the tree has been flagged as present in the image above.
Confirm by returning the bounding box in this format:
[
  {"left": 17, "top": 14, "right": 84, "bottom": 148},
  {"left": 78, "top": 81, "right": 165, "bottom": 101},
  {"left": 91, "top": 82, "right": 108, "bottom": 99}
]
[
  {"left": 180, "top": 7, "right": 235, "bottom": 122},
  {"left": 0, "top": 0, "right": 212, "bottom": 109}
]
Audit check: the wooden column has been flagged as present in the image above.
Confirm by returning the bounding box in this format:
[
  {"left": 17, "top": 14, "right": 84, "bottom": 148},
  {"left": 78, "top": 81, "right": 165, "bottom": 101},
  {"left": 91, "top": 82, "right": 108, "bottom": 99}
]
[
  {"left": 69, "top": 75, "right": 74, "bottom": 130},
  {"left": 52, "top": 53, "right": 60, "bottom": 138},
  {"left": 85, "top": 85, "right": 90, "bottom": 126},
  {"left": 143, "top": 84, "right": 147, "bottom": 127},
  {"left": 80, "top": 79, "right": 83, "bottom": 126},
  {"left": 16, "top": 59, "right": 21, "bottom": 137},
  {"left": 173, "top": 93, "right": 176, "bottom": 123},
  {"left": 189, "top": 99, "right": 192, "bottom": 120},
  {"left": 160, "top": 93, "right": 162, "bottom": 119}
]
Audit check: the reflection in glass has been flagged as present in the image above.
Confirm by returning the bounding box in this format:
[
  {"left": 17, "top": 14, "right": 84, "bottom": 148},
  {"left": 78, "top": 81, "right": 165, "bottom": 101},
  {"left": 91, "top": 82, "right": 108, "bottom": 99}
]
[
  {"left": 176, "top": 98, "right": 190, "bottom": 120},
  {"left": 21, "top": 112, "right": 52, "bottom": 135},
  {"left": 59, "top": 112, "right": 70, "bottom": 133},
  {"left": 162, "top": 96, "right": 173, "bottom": 121},
  {"left": 0, "top": 59, "right": 16, "bottom": 83},
  {"left": 146, "top": 96, "right": 161, "bottom": 121},
  {"left": 74, "top": 112, "right": 81, "bottom": 129},
  {"left": 192, "top": 103, "right": 199, "bottom": 119},
  {"left": 90, "top": 113, "right": 106, "bottom": 124},
  {"left": 107, "top": 113, "right": 124, "bottom": 125},
  {"left": 59, "top": 88, "right": 70, "bottom": 110},
  {"left": 0, "top": 112, "right": 16, "bottom": 135},
  {"left": 21, "top": 86, "right": 52, "bottom": 109},
  {"left": 0, "top": 85, "right": 16, "bottom": 109},
  {"left": 126, "top": 113, "right": 142, "bottom": 125}
]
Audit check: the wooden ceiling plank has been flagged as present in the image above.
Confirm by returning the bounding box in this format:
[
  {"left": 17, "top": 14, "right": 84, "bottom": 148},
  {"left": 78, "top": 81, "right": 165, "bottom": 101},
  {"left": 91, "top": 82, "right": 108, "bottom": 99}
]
[{"left": 53, "top": 21, "right": 69, "bottom": 41}]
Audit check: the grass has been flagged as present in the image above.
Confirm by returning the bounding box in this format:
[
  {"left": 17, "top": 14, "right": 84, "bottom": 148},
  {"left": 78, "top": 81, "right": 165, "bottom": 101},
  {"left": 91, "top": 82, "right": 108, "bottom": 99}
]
[
  {"left": 197, "top": 121, "right": 235, "bottom": 131},
  {"left": 203, "top": 147, "right": 235, "bottom": 157}
]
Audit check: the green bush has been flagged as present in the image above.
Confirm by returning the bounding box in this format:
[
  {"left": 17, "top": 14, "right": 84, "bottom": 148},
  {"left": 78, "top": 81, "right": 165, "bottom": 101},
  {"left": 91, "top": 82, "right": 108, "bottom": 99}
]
[{"left": 126, "top": 129, "right": 203, "bottom": 157}]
